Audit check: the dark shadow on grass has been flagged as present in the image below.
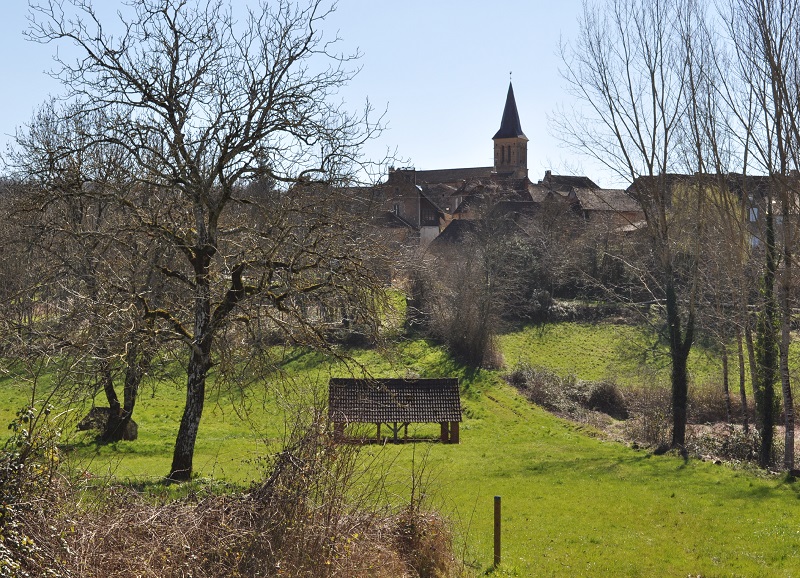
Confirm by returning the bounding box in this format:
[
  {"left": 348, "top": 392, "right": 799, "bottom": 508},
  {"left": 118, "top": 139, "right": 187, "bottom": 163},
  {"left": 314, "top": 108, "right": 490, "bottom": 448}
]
[
  {"left": 521, "top": 451, "right": 797, "bottom": 501},
  {"left": 336, "top": 437, "right": 452, "bottom": 445}
]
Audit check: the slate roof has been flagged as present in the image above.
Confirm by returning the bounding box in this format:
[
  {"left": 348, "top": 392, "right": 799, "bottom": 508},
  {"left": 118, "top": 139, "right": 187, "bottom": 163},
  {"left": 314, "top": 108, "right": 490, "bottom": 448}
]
[
  {"left": 493, "top": 83, "right": 527, "bottom": 140},
  {"left": 373, "top": 210, "right": 415, "bottom": 229},
  {"left": 488, "top": 200, "right": 538, "bottom": 220},
  {"left": 541, "top": 173, "right": 599, "bottom": 191},
  {"left": 573, "top": 188, "right": 642, "bottom": 213},
  {"left": 414, "top": 167, "right": 494, "bottom": 184},
  {"left": 329, "top": 378, "right": 462, "bottom": 423},
  {"left": 528, "top": 183, "right": 555, "bottom": 203},
  {"left": 724, "top": 173, "right": 772, "bottom": 199},
  {"left": 419, "top": 188, "right": 446, "bottom": 213},
  {"left": 429, "top": 219, "right": 479, "bottom": 246}
]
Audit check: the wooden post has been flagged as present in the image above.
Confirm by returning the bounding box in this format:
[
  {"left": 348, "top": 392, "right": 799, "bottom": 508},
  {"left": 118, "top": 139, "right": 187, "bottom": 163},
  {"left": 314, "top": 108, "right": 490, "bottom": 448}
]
[
  {"left": 440, "top": 421, "right": 449, "bottom": 442},
  {"left": 450, "top": 421, "right": 460, "bottom": 444},
  {"left": 376, "top": 423, "right": 381, "bottom": 442},
  {"left": 494, "top": 496, "right": 501, "bottom": 568}
]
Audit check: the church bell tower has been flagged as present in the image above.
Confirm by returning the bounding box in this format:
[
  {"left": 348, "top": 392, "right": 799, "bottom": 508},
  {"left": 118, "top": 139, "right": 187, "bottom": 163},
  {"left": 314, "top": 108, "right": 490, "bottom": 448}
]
[{"left": 493, "top": 82, "right": 528, "bottom": 178}]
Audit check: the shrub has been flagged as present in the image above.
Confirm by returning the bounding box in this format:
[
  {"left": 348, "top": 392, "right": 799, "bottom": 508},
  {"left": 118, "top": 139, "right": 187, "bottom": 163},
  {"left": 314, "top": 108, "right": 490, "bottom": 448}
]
[
  {"left": 0, "top": 404, "right": 67, "bottom": 578},
  {"left": 688, "top": 386, "right": 741, "bottom": 424},
  {"left": 507, "top": 364, "right": 628, "bottom": 421},
  {"left": 685, "top": 424, "right": 760, "bottom": 463},
  {"left": 588, "top": 381, "right": 628, "bottom": 420},
  {"left": 507, "top": 364, "right": 585, "bottom": 416},
  {"left": 393, "top": 508, "right": 456, "bottom": 578},
  {"left": 621, "top": 385, "right": 672, "bottom": 448}
]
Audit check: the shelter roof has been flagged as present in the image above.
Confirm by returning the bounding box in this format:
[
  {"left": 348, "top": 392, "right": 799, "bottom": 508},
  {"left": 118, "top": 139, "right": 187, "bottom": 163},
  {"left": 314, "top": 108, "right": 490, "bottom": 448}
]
[{"left": 328, "top": 378, "right": 462, "bottom": 423}]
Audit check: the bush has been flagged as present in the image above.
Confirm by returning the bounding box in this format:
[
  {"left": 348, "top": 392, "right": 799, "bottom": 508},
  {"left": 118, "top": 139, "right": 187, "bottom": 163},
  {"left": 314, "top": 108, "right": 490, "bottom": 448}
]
[
  {"left": 685, "top": 424, "right": 760, "bottom": 463},
  {"left": 507, "top": 364, "right": 586, "bottom": 416},
  {"left": 0, "top": 404, "right": 68, "bottom": 578},
  {"left": 393, "top": 508, "right": 456, "bottom": 578},
  {"left": 588, "top": 381, "right": 628, "bottom": 420},
  {"left": 507, "top": 364, "right": 628, "bottom": 421},
  {"left": 621, "top": 385, "right": 672, "bottom": 448},
  {"left": 688, "top": 386, "right": 742, "bottom": 424}
]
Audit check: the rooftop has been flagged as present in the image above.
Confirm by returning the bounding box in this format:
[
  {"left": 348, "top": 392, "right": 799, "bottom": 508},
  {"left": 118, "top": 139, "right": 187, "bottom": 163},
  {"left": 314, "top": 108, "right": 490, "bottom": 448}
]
[{"left": 328, "top": 378, "right": 462, "bottom": 424}]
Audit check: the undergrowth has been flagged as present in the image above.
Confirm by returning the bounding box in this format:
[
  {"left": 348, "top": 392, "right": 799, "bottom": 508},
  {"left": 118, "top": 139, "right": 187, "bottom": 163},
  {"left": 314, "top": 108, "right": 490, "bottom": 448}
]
[
  {"left": 1, "top": 407, "right": 461, "bottom": 578},
  {"left": 506, "top": 362, "right": 766, "bottom": 466}
]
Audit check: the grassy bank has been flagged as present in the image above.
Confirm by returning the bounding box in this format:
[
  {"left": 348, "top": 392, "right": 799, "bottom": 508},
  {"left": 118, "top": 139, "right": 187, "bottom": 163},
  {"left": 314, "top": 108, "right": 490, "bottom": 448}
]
[{"left": 498, "top": 322, "right": 723, "bottom": 388}]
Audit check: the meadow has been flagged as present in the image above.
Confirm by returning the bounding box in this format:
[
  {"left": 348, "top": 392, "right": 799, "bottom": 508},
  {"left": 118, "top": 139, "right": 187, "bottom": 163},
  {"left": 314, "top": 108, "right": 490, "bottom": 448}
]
[{"left": 4, "top": 323, "right": 800, "bottom": 576}]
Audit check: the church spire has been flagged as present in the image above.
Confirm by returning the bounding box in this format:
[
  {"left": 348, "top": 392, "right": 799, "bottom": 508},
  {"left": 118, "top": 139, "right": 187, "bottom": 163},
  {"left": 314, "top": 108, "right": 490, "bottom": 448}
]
[
  {"left": 493, "top": 82, "right": 528, "bottom": 177},
  {"left": 493, "top": 82, "right": 526, "bottom": 140}
]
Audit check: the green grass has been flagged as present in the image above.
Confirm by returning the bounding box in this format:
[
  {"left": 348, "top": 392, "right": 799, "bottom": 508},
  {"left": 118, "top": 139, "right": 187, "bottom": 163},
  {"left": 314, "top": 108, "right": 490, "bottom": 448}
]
[
  {"left": 4, "top": 327, "right": 800, "bottom": 575},
  {"left": 393, "top": 379, "right": 800, "bottom": 576},
  {"left": 498, "top": 322, "right": 729, "bottom": 390}
]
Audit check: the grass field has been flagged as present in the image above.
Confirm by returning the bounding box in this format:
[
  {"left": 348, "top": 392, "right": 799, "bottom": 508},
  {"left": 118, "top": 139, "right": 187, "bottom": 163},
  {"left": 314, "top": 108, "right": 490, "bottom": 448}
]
[
  {"left": 4, "top": 324, "right": 800, "bottom": 575},
  {"left": 499, "top": 321, "right": 800, "bottom": 397},
  {"left": 498, "top": 322, "right": 724, "bottom": 388}
]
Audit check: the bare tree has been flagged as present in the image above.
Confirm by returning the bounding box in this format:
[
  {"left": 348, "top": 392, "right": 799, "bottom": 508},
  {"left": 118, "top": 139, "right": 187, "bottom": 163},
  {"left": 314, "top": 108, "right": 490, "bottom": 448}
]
[
  {"left": 6, "top": 101, "right": 167, "bottom": 442},
  {"left": 558, "top": 0, "right": 708, "bottom": 448},
  {"left": 724, "top": 0, "right": 800, "bottom": 469},
  {"left": 26, "top": 0, "right": 386, "bottom": 480}
]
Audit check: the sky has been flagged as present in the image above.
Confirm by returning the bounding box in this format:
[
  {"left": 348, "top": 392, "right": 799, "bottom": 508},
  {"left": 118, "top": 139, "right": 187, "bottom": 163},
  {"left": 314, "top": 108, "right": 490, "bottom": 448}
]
[{"left": 0, "top": 0, "right": 610, "bottom": 185}]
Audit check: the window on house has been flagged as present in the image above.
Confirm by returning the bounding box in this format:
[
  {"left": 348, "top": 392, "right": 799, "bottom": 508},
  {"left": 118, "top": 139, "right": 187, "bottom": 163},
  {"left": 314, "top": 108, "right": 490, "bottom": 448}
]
[
  {"left": 421, "top": 206, "right": 437, "bottom": 225},
  {"left": 749, "top": 207, "right": 758, "bottom": 222}
]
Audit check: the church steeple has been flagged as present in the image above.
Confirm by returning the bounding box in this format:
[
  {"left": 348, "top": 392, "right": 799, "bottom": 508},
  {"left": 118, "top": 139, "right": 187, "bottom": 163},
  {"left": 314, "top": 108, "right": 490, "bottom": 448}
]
[
  {"left": 493, "top": 82, "right": 526, "bottom": 139},
  {"left": 493, "top": 82, "right": 528, "bottom": 177}
]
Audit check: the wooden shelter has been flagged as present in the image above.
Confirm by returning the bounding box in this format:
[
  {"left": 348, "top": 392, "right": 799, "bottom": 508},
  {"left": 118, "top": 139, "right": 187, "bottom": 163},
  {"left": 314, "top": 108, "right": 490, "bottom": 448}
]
[{"left": 328, "top": 378, "right": 462, "bottom": 443}]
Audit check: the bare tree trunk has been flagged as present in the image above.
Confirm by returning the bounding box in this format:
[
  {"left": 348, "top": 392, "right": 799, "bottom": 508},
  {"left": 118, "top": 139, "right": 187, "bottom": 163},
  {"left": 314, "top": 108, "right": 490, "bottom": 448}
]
[
  {"left": 100, "top": 357, "right": 121, "bottom": 437},
  {"left": 667, "top": 277, "right": 693, "bottom": 449},
  {"left": 102, "top": 342, "right": 149, "bottom": 443},
  {"left": 780, "top": 244, "right": 794, "bottom": 471},
  {"left": 736, "top": 326, "right": 749, "bottom": 433},
  {"left": 169, "top": 347, "right": 211, "bottom": 481},
  {"left": 745, "top": 317, "right": 759, "bottom": 428},
  {"left": 721, "top": 343, "right": 732, "bottom": 424},
  {"left": 169, "top": 257, "right": 214, "bottom": 481},
  {"left": 756, "top": 205, "right": 779, "bottom": 469}
]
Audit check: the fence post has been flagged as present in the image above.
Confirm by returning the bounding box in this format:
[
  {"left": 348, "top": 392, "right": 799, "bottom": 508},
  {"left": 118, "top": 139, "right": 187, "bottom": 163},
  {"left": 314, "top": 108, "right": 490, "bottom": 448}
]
[{"left": 494, "top": 495, "right": 501, "bottom": 567}]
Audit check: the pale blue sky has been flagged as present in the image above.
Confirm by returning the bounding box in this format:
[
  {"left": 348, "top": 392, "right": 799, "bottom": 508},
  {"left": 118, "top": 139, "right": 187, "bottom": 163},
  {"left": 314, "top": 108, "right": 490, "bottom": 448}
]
[{"left": 0, "top": 1, "right": 605, "bottom": 184}]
